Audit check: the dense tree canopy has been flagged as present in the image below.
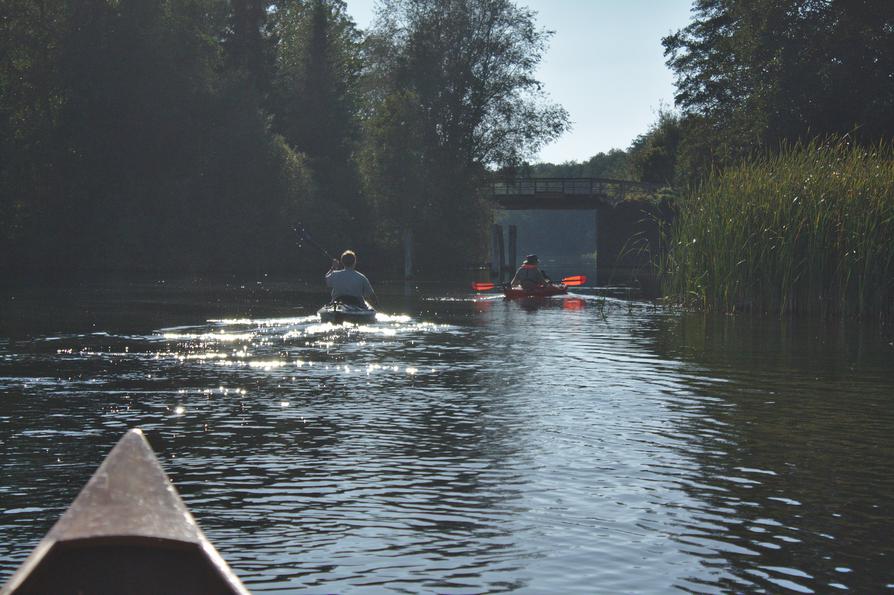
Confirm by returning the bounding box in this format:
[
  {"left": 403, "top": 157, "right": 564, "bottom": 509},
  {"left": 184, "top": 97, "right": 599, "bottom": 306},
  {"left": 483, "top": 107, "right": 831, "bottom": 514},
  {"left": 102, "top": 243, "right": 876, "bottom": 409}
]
[
  {"left": 271, "top": 0, "right": 365, "bottom": 240},
  {"left": 661, "top": 0, "right": 894, "bottom": 176},
  {"left": 0, "top": 0, "right": 317, "bottom": 274},
  {"left": 0, "top": 0, "right": 568, "bottom": 276}
]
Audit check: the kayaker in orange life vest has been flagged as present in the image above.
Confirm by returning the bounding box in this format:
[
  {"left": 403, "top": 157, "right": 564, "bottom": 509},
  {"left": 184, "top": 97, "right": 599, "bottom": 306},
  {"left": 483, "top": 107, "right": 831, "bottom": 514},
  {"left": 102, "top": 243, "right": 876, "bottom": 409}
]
[{"left": 510, "top": 254, "right": 552, "bottom": 289}]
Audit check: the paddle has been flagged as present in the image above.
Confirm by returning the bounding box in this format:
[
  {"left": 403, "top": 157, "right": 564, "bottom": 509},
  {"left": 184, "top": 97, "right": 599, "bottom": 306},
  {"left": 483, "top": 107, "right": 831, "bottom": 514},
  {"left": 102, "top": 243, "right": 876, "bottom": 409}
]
[
  {"left": 472, "top": 282, "right": 498, "bottom": 291},
  {"left": 294, "top": 223, "right": 336, "bottom": 261},
  {"left": 471, "top": 275, "right": 588, "bottom": 291},
  {"left": 561, "top": 275, "right": 587, "bottom": 286}
]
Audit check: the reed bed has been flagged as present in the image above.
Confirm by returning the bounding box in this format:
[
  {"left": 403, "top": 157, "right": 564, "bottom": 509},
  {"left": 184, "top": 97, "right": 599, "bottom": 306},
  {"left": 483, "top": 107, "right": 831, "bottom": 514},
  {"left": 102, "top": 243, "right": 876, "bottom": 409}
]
[{"left": 662, "top": 138, "right": 894, "bottom": 318}]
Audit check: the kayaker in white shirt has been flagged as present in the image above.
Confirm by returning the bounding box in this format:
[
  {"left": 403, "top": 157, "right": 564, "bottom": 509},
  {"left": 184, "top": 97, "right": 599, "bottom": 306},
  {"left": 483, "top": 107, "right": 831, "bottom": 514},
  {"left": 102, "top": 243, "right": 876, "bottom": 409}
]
[
  {"left": 510, "top": 254, "right": 551, "bottom": 289},
  {"left": 325, "top": 250, "right": 379, "bottom": 308}
]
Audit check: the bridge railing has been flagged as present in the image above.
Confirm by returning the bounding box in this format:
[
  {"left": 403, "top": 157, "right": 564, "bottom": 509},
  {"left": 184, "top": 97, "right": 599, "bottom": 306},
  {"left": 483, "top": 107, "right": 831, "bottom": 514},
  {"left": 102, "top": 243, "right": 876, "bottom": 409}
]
[{"left": 491, "top": 177, "right": 660, "bottom": 204}]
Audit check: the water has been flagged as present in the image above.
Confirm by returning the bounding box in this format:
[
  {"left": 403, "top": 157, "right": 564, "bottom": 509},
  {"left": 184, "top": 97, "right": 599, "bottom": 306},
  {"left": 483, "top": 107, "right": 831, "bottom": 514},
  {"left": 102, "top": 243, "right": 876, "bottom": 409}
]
[{"left": 1, "top": 279, "right": 893, "bottom": 593}]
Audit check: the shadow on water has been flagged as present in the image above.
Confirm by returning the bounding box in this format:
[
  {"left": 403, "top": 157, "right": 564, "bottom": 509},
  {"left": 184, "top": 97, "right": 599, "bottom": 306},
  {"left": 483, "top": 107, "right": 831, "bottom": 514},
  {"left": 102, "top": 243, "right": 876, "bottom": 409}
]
[{"left": 1, "top": 278, "right": 893, "bottom": 592}]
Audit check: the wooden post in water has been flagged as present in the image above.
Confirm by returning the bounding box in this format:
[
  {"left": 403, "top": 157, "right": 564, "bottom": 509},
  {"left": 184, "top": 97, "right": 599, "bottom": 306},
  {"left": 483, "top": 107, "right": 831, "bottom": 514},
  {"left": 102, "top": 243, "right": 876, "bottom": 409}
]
[
  {"left": 491, "top": 224, "right": 504, "bottom": 280},
  {"left": 403, "top": 228, "right": 413, "bottom": 280},
  {"left": 507, "top": 225, "right": 517, "bottom": 281}
]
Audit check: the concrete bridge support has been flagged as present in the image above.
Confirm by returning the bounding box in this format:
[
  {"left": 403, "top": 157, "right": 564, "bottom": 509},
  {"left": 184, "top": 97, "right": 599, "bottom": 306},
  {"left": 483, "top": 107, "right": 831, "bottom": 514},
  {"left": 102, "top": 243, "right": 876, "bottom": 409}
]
[{"left": 490, "top": 224, "right": 518, "bottom": 283}]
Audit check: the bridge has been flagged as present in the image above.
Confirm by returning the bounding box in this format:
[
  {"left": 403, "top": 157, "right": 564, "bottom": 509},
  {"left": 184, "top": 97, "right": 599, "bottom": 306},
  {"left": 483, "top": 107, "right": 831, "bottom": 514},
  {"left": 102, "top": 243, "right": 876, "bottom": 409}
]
[
  {"left": 490, "top": 177, "right": 662, "bottom": 210},
  {"left": 484, "top": 177, "right": 667, "bottom": 290}
]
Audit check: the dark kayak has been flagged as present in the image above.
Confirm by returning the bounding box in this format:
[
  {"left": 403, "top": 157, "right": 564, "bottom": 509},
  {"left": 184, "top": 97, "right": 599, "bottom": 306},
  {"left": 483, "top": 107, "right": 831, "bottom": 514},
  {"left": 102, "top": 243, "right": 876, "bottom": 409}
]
[
  {"left": 317, "top": 301, "right": 376, "bottom": 324},
  {"left": 1, "top": 429, "right": 249, "bottom": 595},
  {"left": 503, "top": 283, "right": 568, "bottom": 299}
]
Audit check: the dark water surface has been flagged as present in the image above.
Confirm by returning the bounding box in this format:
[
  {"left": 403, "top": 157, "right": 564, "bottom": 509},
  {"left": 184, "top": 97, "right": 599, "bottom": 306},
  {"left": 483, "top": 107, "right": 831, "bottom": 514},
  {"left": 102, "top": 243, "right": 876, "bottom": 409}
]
[{"left": 1, "top": 279, "right": 893, "bottom": 593}]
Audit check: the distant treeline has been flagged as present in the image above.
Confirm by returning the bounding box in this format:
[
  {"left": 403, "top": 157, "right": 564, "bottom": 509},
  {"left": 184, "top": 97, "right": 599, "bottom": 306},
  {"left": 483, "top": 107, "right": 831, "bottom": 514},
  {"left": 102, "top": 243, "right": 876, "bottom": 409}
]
[{"left": 0, "top": 0, "right": 568, "bottom": 276}]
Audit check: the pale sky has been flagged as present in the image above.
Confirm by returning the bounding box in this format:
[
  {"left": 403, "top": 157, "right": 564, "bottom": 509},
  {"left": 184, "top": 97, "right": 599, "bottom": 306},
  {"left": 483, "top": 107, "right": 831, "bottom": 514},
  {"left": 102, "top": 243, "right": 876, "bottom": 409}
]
[{"left": 345, "top": 0, "right": 694, "bottom": 164}]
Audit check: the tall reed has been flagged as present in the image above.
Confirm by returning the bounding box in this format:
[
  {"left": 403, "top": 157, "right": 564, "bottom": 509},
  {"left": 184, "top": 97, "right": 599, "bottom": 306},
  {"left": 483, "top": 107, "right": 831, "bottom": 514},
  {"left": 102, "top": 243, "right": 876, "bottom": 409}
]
[{"left": 662, "top": 138, "right": 894, "bottom": 318}]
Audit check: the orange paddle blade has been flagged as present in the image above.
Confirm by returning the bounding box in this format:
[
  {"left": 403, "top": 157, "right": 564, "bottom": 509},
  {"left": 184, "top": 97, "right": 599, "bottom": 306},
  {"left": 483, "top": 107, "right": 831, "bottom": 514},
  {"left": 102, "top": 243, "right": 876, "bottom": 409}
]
[
  {"left": 561, "top": 275, "right": 587, "bottom": 286},
  {"left": 472, "top": 282, "right": 496, "bottom": 291}
]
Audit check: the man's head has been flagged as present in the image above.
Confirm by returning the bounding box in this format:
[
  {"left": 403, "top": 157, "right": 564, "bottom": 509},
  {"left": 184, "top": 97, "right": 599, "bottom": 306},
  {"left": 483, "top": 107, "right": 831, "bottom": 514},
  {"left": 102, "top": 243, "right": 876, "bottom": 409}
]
[
  {"left": 523, "top": 254, "right": 539, "bottom": 265},
  {"left": 341, "top": 250, "right": 357, "bottom": 268}
]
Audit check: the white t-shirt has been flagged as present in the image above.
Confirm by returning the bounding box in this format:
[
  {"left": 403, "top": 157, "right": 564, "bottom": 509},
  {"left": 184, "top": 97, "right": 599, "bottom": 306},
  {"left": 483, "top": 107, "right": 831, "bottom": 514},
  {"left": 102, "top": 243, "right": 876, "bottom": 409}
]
[{"left": 325, "top": 268, "right": 374, "bottom": 301}]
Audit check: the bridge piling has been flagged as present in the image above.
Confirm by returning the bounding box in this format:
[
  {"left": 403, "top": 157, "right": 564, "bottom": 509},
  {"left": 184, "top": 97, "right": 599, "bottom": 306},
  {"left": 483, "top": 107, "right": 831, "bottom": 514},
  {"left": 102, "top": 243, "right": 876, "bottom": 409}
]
[
  {"left": 491, "top": 224, "right": 505, "bottom": 281},
  {"left": 507, "top": 225, "right": 517, "bottom": 282}
]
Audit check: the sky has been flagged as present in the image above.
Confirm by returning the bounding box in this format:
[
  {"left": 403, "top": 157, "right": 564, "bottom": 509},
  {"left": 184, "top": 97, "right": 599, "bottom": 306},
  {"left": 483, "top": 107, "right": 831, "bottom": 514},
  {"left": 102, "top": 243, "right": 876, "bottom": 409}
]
[{"left": 344, "top": 0, "right": 695, "bottom": 165}]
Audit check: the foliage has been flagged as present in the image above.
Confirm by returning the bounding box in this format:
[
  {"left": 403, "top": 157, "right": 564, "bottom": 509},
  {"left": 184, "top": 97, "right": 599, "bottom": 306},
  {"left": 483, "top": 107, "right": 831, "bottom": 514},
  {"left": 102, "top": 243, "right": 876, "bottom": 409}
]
[
  {"left": 361, "top": 0, "right": 569, "bottom": 270},
  {"left": 270, "top": 0, "right": 366, "bottom": 248},
  {"left": 655, "top": 2, "right": 894, "bottom": 319},
  {"left": 0, "top": 0, "right": 572, "bottom": 276},
  {"left": 628, "top": 109, "right": 682, "bottom": 185},
  {"left": 663, "top": 0, "right": 894, "bottom": 170},
  {"left": 524, "top": 149, "right": 632, "bottom": 180},
  {"left": 0, "top": 0, "right": 315, "bottom": 274},
  {"left": 225, "top": 0, "right": 274, "bottom": 92},
  {"left": 376, "top": 0, "right": 568, "bottom": 168},
  {"left": 0, "top": 0, "right": 70, "bottom": 257},
  {"left": 662, "top": 138, "right": 894, "bottom": 319},
  {"left": 358, "top": 89, "right": 428, "bottom": 263}
]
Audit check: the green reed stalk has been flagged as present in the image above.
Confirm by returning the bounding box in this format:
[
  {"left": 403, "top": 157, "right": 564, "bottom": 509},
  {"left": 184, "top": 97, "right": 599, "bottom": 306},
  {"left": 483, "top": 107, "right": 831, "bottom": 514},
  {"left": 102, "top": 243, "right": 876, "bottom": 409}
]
[{"left": 662, "top": 137, "right": 894, "bottom": 318}]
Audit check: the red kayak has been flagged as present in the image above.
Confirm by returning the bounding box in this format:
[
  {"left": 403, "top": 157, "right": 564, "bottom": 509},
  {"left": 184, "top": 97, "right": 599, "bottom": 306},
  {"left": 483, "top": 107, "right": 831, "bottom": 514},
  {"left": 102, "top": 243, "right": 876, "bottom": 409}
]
[{"left": 503, "top": 283, "right": 568, "bottom": 299}]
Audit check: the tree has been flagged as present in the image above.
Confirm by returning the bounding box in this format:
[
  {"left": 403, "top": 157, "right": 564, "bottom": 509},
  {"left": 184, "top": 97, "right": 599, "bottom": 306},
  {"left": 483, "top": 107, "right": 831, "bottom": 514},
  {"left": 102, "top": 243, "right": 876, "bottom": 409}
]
[
  {"left": 364, "top": 0, "right": 569, "bottom": 269},
  {"left": 225, "top": 0, "right": 274, "bottom": 92},
  {"left": 358, "top": 88, "right": 428, "bottom": 266},
  {"left": 628, "top": 109, "right": 682, "bottom": 185},
  {"left": 270, "top": 0, "right": 366, "bottom": 248},
  {"left": 0, "top": 0, "right": 70, "bottom": 267},
  {"left": 663, "top": 0, "right": 894, "bottom": 167},
  {"left": 378, "top": 0, "right": 568, "bottom": 168},
  {"left": 0, "top": 0, "right": 314, "bottom": 274}
]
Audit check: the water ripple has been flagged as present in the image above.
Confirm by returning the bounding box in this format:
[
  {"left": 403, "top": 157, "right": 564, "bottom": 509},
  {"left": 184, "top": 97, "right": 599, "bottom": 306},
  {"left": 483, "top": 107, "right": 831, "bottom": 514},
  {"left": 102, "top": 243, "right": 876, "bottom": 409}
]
[{"left": 1, "top": 285, "right": 892, "bottom": 592}]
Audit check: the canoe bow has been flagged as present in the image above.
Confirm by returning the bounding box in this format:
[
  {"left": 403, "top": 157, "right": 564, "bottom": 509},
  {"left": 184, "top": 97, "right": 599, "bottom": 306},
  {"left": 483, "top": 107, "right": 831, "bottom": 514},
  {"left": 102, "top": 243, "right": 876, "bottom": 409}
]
[{"left": 1, "top": 428, "right": 250, "bottom": 595}]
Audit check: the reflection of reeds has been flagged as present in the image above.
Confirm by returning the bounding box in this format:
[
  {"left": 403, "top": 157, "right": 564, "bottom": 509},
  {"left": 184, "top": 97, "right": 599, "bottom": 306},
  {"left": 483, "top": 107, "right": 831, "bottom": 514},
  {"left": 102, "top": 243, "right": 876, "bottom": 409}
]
[{"left": 662, "top": 137, "right": 894, "bottom": 318}]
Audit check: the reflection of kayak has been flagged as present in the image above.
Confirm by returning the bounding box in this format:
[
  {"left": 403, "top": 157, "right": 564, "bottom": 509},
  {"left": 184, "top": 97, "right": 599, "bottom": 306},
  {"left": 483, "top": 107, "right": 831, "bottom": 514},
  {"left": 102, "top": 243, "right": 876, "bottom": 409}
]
[
  {"left": 503, "top": 283, "right": 568, "bottom": 299},
  {"left": 2, "top": 429, "right": 249, "bottom": 595},
  {"left": 317, "top": 301, "right": 376, "bottom": 324}
]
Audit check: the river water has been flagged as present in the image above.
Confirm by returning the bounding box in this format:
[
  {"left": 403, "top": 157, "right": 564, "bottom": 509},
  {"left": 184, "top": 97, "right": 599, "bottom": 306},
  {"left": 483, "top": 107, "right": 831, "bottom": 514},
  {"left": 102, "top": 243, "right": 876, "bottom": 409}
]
[{"left": 1, "top": 279, "right": 893, "bottom": 593}]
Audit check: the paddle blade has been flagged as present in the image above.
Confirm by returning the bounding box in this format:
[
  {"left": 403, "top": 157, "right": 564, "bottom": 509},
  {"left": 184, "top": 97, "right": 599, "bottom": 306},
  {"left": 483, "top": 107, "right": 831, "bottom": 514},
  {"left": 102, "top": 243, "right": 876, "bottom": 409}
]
[
  {"left": 472, "top": 282, "right": 496, "bottom": 291},
  {"left": 561, "top": 275, "right": 587, "bottom": 287}
]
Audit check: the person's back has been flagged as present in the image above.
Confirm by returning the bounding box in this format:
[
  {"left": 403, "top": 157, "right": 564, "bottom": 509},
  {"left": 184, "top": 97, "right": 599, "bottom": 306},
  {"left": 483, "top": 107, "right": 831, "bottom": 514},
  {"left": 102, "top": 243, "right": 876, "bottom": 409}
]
[
  {"left": 325, "top": 250, "right": 378, "bottom": 308},
  {"left": 511, "top": 254, "right": 548, "bottom": 289}
]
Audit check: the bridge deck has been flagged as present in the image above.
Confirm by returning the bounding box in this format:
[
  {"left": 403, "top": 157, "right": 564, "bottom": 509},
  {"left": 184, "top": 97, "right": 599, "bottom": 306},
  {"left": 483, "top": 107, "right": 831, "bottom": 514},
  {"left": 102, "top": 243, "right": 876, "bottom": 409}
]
[{"left": 490, "top": 177, "right": 660, "bottom": 210}]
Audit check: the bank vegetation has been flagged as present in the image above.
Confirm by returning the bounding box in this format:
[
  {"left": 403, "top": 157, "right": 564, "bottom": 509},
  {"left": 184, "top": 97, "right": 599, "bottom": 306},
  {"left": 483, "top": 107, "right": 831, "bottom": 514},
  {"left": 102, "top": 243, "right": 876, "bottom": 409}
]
[
  {"left": 601, "top": 0, "right": 894, "bottom": 319},
  {"left": 662, "top": 139, "right": 894, "bottom": 318}
]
